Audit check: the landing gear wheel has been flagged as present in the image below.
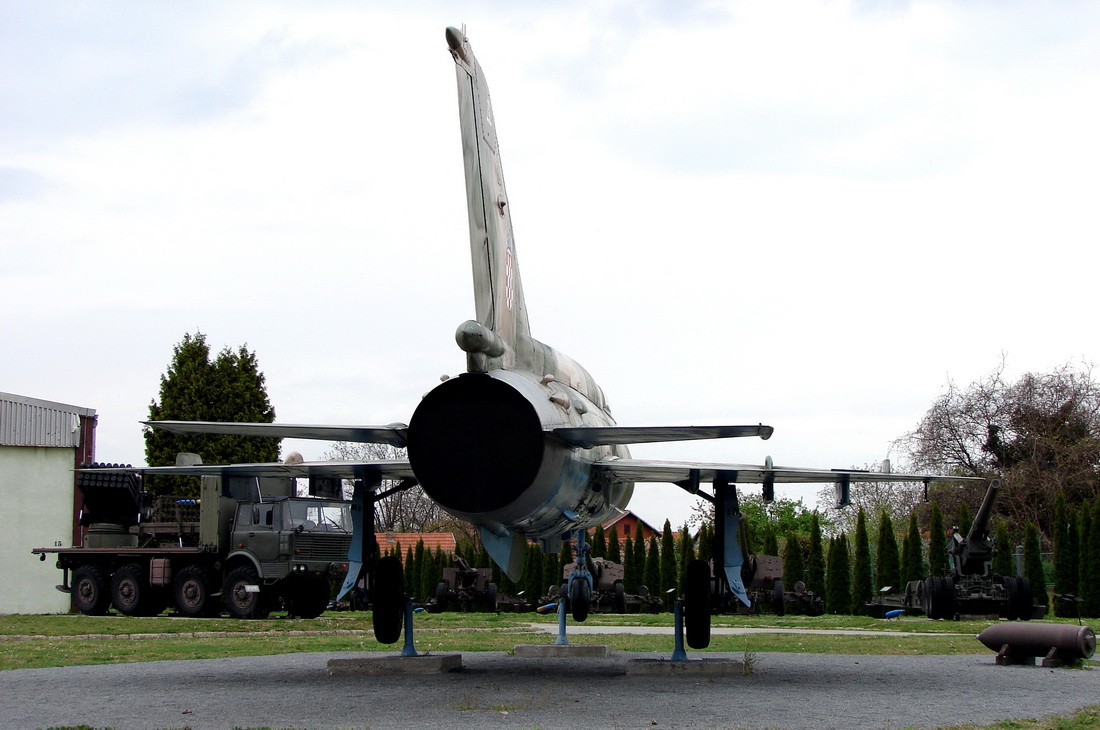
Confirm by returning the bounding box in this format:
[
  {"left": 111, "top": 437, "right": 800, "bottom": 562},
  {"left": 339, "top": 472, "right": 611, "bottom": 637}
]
[
  {"left": 223, "top": 565, "right": 269, "bottom": 619},
  {"left": 613, "top": 582, "right": 627, "bottom": 614},
  {"left": 286, "top": 575, "right": 330, "bottom": 619},
  {"left": 485, "top": 582, "right": 498, "bottom": 613},
  {"left": 111, "top": 563, "right": 162, "bottom": 616},
  {"left": 72, "top": 564, "right": 111, "bottom": 615},
  {"left": 371, "top": 556, "right": 405, "bottom": 644},
  {"left": 684, "top": 559, "right": 712, "bottom": 649},
  {"left": 174, "top": 564, "right": 218, "bottom": 617},
  {"left": 773, "top": 580, "right": 786, "bottom": 617},
  {"left": 570, "top": 578, "right": 592, "bottom": 622}
]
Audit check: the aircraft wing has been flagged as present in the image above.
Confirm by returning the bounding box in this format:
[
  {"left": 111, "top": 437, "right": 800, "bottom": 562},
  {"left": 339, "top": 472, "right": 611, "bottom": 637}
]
[
  {"left": 594, "top": 458, "right": 978, "bottom": 486},
  {"left": 552, "top": 425, "right": 773, "bottom": 448},
  {"left": 79, "top": 459, "right": 415, "bottom": 480},
  {"left": 145, "top": 421, "right": 409, "bottom": 447}
]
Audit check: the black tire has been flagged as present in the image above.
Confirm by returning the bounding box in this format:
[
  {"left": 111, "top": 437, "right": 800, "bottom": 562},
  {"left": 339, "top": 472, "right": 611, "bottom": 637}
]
[
  {"left": 223, "top": 565, "right": 269, "bottom": 619},
  {"left": 111, "top": 563, "right": 162, "bottom": 616},
  {"left": 485, "top": 582, "right": 498, "bottom": 613},
  {"left": 613, "top": 582, "right": 627, "bottom": 614},
  {"left": 371, "top": 555, "right": 404, "bottom": 644},
  {"left": 435, "top": 582, "right": 449, "bottom": 612},
  {"left": 1005, "top": 576, "right": 1033, "bottom": 621},
  {"left": 174, "top": 564, "right": 218, "bottom": 617},
  {"left": 927, "top": 576, "right": 955, "bottom": 620},
  {"left": 72, "top": 564, "right": 111, "bottom": 616},
  {"left": 684, "top": 559, "right": 712, "bottom": 649},
  {"left": 287, "top": 575, "right": 330, "bottom": 619},
  {"left": 570, "top": 578, "right": 591, "bottom": 622},
  {"left": 773, "top": 580, "right": 786, "bottom": 617}
]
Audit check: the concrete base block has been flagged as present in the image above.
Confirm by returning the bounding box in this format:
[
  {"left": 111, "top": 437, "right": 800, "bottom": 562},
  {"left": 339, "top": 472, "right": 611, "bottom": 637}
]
[
  {"left": 513, "top": 644, "right": 609, "bottom": 658},
  {"left": 627, "top": 658, "right": 747, "bottom": 676},
  {"left": 327, "top": 653, "right": 463, "bottom": 675}
]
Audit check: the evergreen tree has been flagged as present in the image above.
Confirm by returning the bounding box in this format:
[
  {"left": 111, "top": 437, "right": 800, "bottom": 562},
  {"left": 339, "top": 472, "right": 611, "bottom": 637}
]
[
  {"left": 678, "top": 523, "right": 696, "bottom": 595},
  {"left": 404, "top": 546, "right": 415, "bottom": 597},
  {"left": 633, "top": 523, "right": 647, "bottom": 589},
  {"left": 1086, "top": 500, "right": 1100, "bottom": 618},
  {"left": 412, "top": 539, "right": 426, "bottom": 602},
  {"left": 145, "top": 332, "right": 279, "bottom": 495},
  {"left": 875, "top": 511, "right": 900, "bottom": 592},
  {"left": 591, "top": 524, "right": 607, "bottom": 559},
  {"left": 762, "top": 524, "right": 779, "bottom": 556},
  {"left": 782, "top": 530, "right": 805, "bottom": 588},
  {"left": 558, "top": 537, "right": 573, "bottom": 590},
  {"left": 645, "top": 534, "right": 662, "bottom": 602},
  {"left": 928, "top": 504, "right": 949, "bottom": 577},
  {"left": 697, "top": 523, "right": 712, "bottom": 567},
  {"left": 957, "top": 502, "right": 973, "bottom": 537},
  {"left": 806, "top": 513, "right": 826, "bottom": 596},
  {"left": 525, "top": 544, "right": 544, "bottom": 600},
  {"left": 901, "top": 512, "right": 924, "bottom": 586},
  {"left": 1023, "top": 522, "right": 1047, "bottom": 617},
  {"left": 1053, "top": 492, "right": 1077, "bottom": 617},
  {"left": 825, "top": 534, "right": 851, "bottom": 614},
  {"left": 623, "top": 534, "right": 636, "bottom": 593},
  {"left": 660, "top": 520, "right": 677, "bottom": 609},
  {"left": 420, "top": 547, "right": 440, "bottom": 605},
  {"left": 1078, "top": 499, "right": 1092, "bottom": 614},
  {"left": 992, "top": 521, "right": 1014, "bottom": 577},
  {"left": 851, "top": 509, "right": 873, "bottom": 613},
  {"left": 607, "top": 526, "right": 621, "bottom": 564},
  {"left": 543, "top": 544, "right": 560, "bottom": 597}
]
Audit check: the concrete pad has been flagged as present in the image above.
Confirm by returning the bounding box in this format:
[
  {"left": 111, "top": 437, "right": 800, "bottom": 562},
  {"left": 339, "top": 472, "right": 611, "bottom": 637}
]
[
  {"left": 627, "top": 658, "right": 747, "bottom": 676},
  {"left": 327, "top": 653, "right": 463, "bottom": 675},
  {"left": 513, "top": 644, "right": 609, "bottom": 658}
]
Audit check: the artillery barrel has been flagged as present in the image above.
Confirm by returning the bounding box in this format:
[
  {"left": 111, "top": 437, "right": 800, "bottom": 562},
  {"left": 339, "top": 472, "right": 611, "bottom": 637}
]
[
  {"left": 978, "top": 623, "right": 1096, "bottom": 664},
  {"left": 966, "top": 479, "right": 1001, "bottom": 542}
]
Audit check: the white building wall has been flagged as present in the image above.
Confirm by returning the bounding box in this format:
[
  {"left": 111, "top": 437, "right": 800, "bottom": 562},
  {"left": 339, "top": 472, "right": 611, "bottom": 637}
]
[{"left": 0, "top": 446, "right": 75, "bottom": 613}]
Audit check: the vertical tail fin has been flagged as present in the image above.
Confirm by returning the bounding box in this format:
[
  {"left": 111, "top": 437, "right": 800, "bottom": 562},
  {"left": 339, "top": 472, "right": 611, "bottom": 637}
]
[{"left": 447, "top": 27, "right": 530, "bottom": 370}]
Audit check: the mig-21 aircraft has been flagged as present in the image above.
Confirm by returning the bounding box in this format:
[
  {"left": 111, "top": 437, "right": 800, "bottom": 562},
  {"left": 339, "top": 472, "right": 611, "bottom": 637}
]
[{"left": 112, "top": 27, "right": 979, "bottom": 649}]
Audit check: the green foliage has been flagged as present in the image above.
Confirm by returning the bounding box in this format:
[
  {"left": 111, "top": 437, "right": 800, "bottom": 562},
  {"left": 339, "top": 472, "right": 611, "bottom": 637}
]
[
  {"left": 992, "top": 520, "right": 1014, "bottom": 577},
  {"left": 927, "top": 504, "right": 949, "bottom": 577},
  {"left": 623, "top": 533, "right": 636, "bottom": 593},
  {"left": 825, "top": 534, "right": 851, "bottom": 614},
  {"left": 1085, "top": 500, "right": 1100, "bottom": 618},
  {"left": 543, "top": 543, "right": 560, "bottom": 595},
  {"left": 1024, "top": 522, "right": 1047, "bottom": 617},
  {"left": 1078, "top": 500, "right": 1092, "bottom": 609},
  {"left": 607, "top": 526, "right": 621, "bottom": 564},
  {"left": 591, "top": 524, "right": 607, "bottom": 559},
  {"left": 145, "top": 332, "right": 279, "bottom": 496},
  {"left": 404, "top": 547, "right": 415, "bottom": 596},
  {"left": 957, "top": 502, "right": 973, "bottom": 538},
  {"left": 762, "top": 523, "right": 779, "bottom": 556},
  {"left": 806, "top": 513, "right": 826, "bottom": 596},
  {"left": 1053, "top": 492, "right": 1077, "bottom": 616},
  {"left": 697, "top": 523, "right": 712, "bottom": 566},
  {"left": 851, "top": 509, "right": 873, "bottom": 613},
  {"left": 524, "top": 543, "right": 544, "bottom": 600},
  {"left": 645, "top": 534, "right": 661, "bottom": 597},
  {"left": 633, "top": 523, "right": 646, "bottom": 590},
  {"left": 736, "top": 495, "right": 831, "bottom": 540},
  {"left": 678, "top": 523, "right": 695, "bottom": 595},
  {"left": 782, "top": 530, "right": 805, "bottom": 588},
  {"left": 901, "top": 512, "right": 924, "bottom": 586},
  {"left": 875, "top": 510, "right": 900, "bottom": 591},
  {"left": 660, "top": 520, "right": 677, "bottom": 608},
  {"left": 412, "top": 539, "right": 426, "bottom": 602}
]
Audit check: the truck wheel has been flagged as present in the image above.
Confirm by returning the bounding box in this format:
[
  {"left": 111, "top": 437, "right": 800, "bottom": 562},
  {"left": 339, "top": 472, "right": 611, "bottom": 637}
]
[
  {"left": 613, "top": 582, "right": 627, "bottom": 614},
  {"left": 371, "top": 555, "right": 404, "bottom": 644},
  {"left": 287, "top": 576, "right": 330, "bottom": 619},
  {"left": 224, "top": 565, "right": 269, "bottom": 619},
  {"left": 111, "top": 563, "right": 162, "bottom": 616},
  {"left": 485, "top": 582, "right": 498, "bottom": 613},
  {"left": 684, "top": 559, "right": 711, "bottom": 649},
  {"left": 773, "top": 580, "right": 786, "bottom": 617},
  {"left": 435, "top": 582, "right": 449, "bottom": 612},
  {"left": 174, "top": 565, "right": 218, "bottom": 617},
  {"left": 72, "top": 564, "right": 111, "bottom": 615}
]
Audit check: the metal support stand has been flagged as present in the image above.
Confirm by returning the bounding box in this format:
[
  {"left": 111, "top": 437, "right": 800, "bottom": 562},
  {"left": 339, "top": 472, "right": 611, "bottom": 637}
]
[
  {"left": 671, "top": 600, "right": 688, "bottom": 661},
  {"left": 555, "top": 594, "right": 569, "bottom": 645},
  {"left": 401, "top": 598, "right": 420, "bottom": 657}
]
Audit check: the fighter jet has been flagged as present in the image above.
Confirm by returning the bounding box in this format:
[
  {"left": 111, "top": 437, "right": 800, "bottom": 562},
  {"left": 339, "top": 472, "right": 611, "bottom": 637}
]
[{"left": 124, "top": 27, "right": 980, "bottom": 648}]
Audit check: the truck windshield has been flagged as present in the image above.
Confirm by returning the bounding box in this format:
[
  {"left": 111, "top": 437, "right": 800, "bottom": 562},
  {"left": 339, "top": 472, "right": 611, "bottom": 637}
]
[{"left": 285, "top": 500, "right": 352, "bottom": 533}]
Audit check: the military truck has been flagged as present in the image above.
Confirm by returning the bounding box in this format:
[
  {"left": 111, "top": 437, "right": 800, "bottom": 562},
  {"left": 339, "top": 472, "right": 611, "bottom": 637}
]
[{"left": 32, "top": 463, "right": 352, "bottom": 619}]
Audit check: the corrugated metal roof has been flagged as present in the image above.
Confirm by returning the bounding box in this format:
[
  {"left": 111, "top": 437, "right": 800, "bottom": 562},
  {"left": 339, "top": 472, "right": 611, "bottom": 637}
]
[{"left": 0, "top": 392, "right": 96, "bottom": 448}]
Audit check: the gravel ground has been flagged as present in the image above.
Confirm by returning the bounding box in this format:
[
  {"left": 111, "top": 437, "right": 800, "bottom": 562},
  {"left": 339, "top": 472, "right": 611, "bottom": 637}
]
[{"left": 2, "top": 651, "right": 1096, "bottom": 730}]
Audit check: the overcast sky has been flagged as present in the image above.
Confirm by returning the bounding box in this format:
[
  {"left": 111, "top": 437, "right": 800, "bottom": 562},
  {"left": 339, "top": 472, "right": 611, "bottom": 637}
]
[{"left": 4, "top": 1, "right": 1099, "bottom": 529}]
